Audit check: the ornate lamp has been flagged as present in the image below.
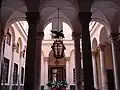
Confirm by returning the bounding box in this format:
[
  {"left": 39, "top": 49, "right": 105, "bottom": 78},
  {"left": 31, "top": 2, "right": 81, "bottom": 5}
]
[
  {"left": 51, "top": 39, "right": 66, "bottom": 59},
  {"left": 51, "top": 8, "right": 66, "bottom": 59}
]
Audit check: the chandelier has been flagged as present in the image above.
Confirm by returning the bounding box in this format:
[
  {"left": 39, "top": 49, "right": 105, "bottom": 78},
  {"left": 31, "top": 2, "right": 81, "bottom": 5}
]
[{"left": 51, "top": 8, "right": 66, "bottom": 59}]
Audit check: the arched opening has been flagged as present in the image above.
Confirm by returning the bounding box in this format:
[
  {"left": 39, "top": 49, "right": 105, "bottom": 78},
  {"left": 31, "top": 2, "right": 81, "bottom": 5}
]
[
  {"left": 99, "top": 27, "right": 115, "bottom": 90},
  {"left": 1, "top": 0, "right": 120, "bottom": 90},
  {"left": 44, "top": 22, "right": 72, "bottom": 40},
  {"left": 48, "top": 50, "right": 66, "bottom": 82}
]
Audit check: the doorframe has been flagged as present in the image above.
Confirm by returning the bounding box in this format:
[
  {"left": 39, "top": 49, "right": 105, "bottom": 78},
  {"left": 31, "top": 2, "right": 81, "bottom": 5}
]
[{"left": 48, "top": 65, "right": 66, "bottom": 81}]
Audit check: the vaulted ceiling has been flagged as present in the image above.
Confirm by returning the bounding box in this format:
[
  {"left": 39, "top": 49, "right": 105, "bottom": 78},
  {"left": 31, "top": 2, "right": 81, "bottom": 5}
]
[{"left": 1, "top": 0, "right": 120, "bottom": 33}]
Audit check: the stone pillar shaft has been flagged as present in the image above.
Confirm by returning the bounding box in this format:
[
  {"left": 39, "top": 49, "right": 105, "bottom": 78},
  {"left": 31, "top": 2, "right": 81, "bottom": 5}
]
[
  {"left": 73, "top": 32, "right": 82, "bottom": 90},
  {"left": 44, "top": 57, "right": 48, "bottom": 90},
  {"left": 92, "top": 51, "right": 99, "bottom": 90},
  {"left": 78, "top": 12, "right": 94, "bottom": 90},
  {"left": 9, "top": 43, "right": 17, "bottom": 90},
  {"left": 24, "top": 12, "right": 42, "bottom": 90},
  {"left": 35, "top": 34, "right": 43, "bottom": 90},
  {"left": 18, "top": 51, "right": 23, "bottom": 90},
  {"left": 99, "top": 44, "right": 108, "bottom": 90},
  {"left": 109, "top": 33, "right": 120, "bottom": 90},
  {"left": 66, "top": 58, "right": 70, "bottom": 89}
]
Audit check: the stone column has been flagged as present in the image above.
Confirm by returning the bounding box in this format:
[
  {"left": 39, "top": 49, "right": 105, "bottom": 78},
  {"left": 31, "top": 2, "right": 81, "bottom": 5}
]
[
  {"left": 0, "top": 35, "right": 6, "bottom": 90},
  {"left": 99, "top": 44, "right": 108, "bottom": 90},
  {"left": 35, "top": 31, "right": 44, "bottom": 90},
  {"left": 44, "top": 57, "right": 48, "bottom": 90},
  {"left": 92, "top": 51, "right": 99, "bottom": 90},
  {"left": 0, "top": 35, "right": 6, "bottom": 73},
  {"left": 9, "top": 43, "right": 17, "bottom": 90},
  {"left": 24, "top": 12, "right": 42, "bottom": 90},
  {"left": 0, "top": 7, "right": 5, "bottom": 88},
  {"left": 72, "top": 32, "right": 82, "bottom": 90},
  {"left": 18, "top": 51, "right": 23, "bottom": 90},
  {"left": 109, "top": 33, "right": 120, "bottom": 90},
  {"left": 66, "top": 57, "right": 70, "bottom": 89},
  {"left": 78, "top": 12, "right": 94, "bottom": 90}
]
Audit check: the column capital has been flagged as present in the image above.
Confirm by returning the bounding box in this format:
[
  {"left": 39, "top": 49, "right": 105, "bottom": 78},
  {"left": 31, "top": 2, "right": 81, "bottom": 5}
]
[
  {"left": 36, "top": 32, "right": 44, "bottom": 40},
  {"left": 20, "top": 51, "right": 23, "bottom": 58},
  {"left": 2, "top": 34, "right": 6, "bottom": 42},
  {"left": 12, "top": 43, "right": 17, "bottom": 52},
  {"left": 25, "top": 12, "right": 40, "bottom": 25},
  {"left": 98, "top": 44, "right": 106, "bottom": 51},
  {"left": 72, "top": 32, "right": 82, "bottom": 39},
  {"left": 65, "top": 57, "right": 70, "bottom": 61},
  {"left": 108, "top": 33, "right": 120, "bottom": 42},
  {"left": 44, "top": 57, "right": 49, "bottom": 62},
  {"left": 92, "top": 51, "right": 97, "bottom": 55},
  {"left": 78, "top": 12, "right": 92, "bottom": 25}
]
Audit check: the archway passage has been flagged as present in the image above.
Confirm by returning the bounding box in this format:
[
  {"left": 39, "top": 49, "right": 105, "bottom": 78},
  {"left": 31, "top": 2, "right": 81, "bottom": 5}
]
[
  {"left": 1, "top": 0, "right": 120, "bottom": 90},
  {"left": 48, "top": 50, "right": 66, "bottom": 82}
]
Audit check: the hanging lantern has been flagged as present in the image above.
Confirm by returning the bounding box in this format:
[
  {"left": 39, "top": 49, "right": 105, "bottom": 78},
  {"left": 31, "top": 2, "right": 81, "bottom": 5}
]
[{"left": 51, "top": 40, "right": 66, "bottom": 59}]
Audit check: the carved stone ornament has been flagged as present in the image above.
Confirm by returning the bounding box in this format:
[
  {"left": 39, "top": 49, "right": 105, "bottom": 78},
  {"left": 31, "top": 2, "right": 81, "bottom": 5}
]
[
  {"left": 20, "top": 51, "right": 23, "bottom": 58},
  {"left": 12, "top": 43, "right": 17, "bottom": 51}
]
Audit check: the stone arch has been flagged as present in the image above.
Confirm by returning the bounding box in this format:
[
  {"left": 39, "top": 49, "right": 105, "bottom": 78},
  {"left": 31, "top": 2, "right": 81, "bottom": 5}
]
[
  {"left": 44, "top": 22, "right": 52, "bottom": 40},
  {"left": 49, "top": 50, "right": 55, "bottom": 61},
  {"left": 5, "top": 17, "right": 26, "bottom": 33},
  {"left": 63, "top": 22, "right": 72, "bottom": 40},
  {"left": 91, "top": 1, "right": 120, "bottom": 33},
  {"left": 49, "top": 50, "right": 66, "bottom": 60},
  {"left": 43, "top": 21, "right": 73, "bottom": 40},
  {"left": 39, "top": 0, "right": 78, "bottom": 33},
  {"left": 110, "top": 11, "right": 120, "bottom": 33},
  {"left": 1, "top": 0, "right": 27, "bottom": 28},
  {"left": 42, "top": 8, "right": 74, "bottom": 32},
  {"left": 91, "top": 18, "right": 111, "bottom": 35},
  {"left": 92, "top": 38, "right": 98, "bottom": 51},
  {"left": 99, "top": 27, "right": 110, "bottom": 45}
]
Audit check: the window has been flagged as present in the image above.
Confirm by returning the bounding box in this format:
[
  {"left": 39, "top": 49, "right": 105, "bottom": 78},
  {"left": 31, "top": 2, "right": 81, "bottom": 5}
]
[
  {"left": 13, "top": 63, "right": 18, "bottom": 84},
  {"left": 21, "top": 67, "right": 24, "bottom": 84},
  {"left": 16, "top": 43, "right": 19, "bottom": 53},
  {"left": 73, "top": 68, "right": 76, "bottom": 84},
  {"left": 1, "top": 57, "right": 9, "bottom": 83},
  {"left": 6, "top": 32, "right": 11, "bottom": 45}
]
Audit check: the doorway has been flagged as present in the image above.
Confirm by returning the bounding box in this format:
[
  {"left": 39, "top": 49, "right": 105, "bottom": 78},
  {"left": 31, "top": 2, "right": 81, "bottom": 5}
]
[{"left": 49, "top": 67, "right": 66, "bottom": 81}]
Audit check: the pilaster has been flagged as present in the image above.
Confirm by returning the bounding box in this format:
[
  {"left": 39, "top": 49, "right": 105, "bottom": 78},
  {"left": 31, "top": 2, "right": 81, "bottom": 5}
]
[
  {"left": 92, "top": 51, "right": 99, "bottom": 90},
  {"left": 99, "top": 44, "right": 108, "bottom": 90}
]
